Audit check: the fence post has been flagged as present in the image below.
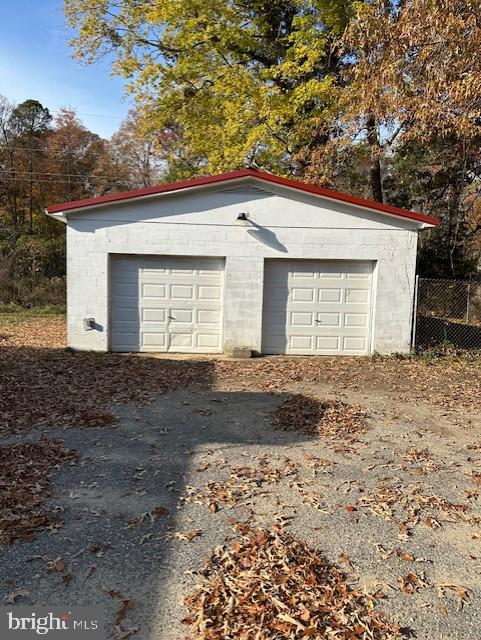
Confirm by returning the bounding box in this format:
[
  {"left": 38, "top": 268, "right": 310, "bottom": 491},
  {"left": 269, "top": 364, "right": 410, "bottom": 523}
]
[
  {"left": 466, "top": 283, "right": 471, "bottom": 323},
  {"left": 411, "top": 275, "right": 420, "bottom": 350}
]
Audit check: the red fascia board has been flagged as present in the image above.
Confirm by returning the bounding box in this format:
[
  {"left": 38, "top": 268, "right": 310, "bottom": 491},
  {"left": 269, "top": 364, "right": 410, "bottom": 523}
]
[{"left": 46, "top": 168, "right": 439, "bottom": 226}]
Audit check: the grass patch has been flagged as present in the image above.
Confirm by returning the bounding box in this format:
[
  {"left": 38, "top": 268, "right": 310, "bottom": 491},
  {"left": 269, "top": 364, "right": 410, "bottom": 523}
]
[{"left": 0, "top": 304, "right": 66, "bottom": 318}]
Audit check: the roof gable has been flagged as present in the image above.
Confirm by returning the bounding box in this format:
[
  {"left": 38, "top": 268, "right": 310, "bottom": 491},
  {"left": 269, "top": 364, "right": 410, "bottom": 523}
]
[{"left": 46, "top": 169, "right": 439, "bottom": 227}]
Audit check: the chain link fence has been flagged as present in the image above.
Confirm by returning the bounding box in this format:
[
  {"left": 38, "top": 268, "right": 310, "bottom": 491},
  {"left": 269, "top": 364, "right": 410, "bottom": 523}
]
[{"left": 413, "top": 277, "right": 481, "bottom": 350}]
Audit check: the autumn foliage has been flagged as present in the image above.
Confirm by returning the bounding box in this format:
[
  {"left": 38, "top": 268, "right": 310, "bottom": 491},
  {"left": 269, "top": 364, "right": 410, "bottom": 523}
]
[{"left": 183, "top": 523, "right": 400, "bottom": 639}]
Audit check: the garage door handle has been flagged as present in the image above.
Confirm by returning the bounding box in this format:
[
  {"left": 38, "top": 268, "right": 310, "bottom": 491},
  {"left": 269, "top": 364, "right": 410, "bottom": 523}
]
[
  {"left": 168, "top": 315, "right": 175, "bottom": 320},
  {"left": 315, "top": 319, "right": 322, "bottom": 323}
]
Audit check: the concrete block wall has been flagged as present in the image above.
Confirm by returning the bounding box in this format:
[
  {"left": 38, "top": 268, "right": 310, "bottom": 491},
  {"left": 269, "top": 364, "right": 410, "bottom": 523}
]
[{"left": 65, "top": 182, "right": 419, "bottom": 354}]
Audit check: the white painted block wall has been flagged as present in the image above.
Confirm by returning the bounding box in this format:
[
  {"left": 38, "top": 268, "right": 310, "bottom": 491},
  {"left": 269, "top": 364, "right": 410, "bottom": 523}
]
[{"left": 65, "top": 181, "right": 419, "bottom": 354}]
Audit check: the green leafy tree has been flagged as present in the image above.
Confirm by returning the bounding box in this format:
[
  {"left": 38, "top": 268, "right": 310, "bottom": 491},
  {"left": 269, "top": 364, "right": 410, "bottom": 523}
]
[{"left": 64, "top": 0, "right": 355, "bottom": 177}]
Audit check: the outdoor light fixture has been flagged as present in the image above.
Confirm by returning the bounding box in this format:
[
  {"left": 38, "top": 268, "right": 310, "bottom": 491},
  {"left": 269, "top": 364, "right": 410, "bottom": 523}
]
[
  {"left": 83, "top": 317, "right": 96, "bottom": 331},
  {"left": 236, "top": 212, "right": 252, "bottom": 227}
]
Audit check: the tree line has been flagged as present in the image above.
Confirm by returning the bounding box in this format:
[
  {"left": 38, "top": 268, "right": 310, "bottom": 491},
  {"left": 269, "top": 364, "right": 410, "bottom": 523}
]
[
  {"left": 2, "top": 0, "right": 481, "bottom": 309},
  {"left": 64, "top": 0, "right": 481, "bottom": 278},
  {"left": 0, "top": 98, "right": 168, "bottom": 308}
]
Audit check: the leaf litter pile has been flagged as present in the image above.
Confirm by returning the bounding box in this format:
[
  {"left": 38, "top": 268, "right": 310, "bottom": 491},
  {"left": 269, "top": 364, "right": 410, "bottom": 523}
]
[
  {"left": 3, "top": 316, "right": 481, "bottom": 638},
  {"left": 183, "top": 523, "right": 400, "bottom": 639},
  {"left": 271, "top": 395, "right": 367, "bottom": 440},
  {"left": 183, "top": 457, "right": 300, "bottom": 512},
  {"left": 215, "top": 355, "right": 481, "bottom": 414},
  {"left": 356, "top": 479, "right": 480, "bottom": 535},
  {"left": 0, "top": 317, "right": 213, "bottom": 433},
  {"left": 2, "top": 316, "right": 481, "bottom": 434},
  {"left": 0, "top": 439, "right": 77, "bottom": 544}
]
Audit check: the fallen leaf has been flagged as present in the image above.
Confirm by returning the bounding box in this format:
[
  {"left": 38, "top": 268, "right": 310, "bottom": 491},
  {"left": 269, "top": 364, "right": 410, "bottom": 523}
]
[{"left": 175, "top": 530, "right": 203, "bottom": 542}]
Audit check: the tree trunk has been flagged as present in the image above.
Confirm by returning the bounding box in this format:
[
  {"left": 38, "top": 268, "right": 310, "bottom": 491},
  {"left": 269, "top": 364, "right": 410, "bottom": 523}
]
[
  {"left": 366, "top": 115, "right": 383, "bottom": 203},
  {"left": 28, "top": 150, "right": 33, "bottom": 235}
]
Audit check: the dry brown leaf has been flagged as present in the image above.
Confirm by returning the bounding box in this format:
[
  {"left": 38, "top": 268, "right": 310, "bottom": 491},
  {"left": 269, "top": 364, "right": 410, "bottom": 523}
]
[
  {"left": 271, "top": 395, "right": 367, "bottom": 440},
  {"left": 3, "top": 316, "right": 481, "bottom": 441},
  {"left": 0, "top": 439, "right": 77, "bottom": 546},
  {"left": 3, "top": 589, "right": 30, "bottom": 604},
  {"left": 174, "top": 529, "right": 203, "bottom": 542},
  {"left": 183, "top": 523, "right": 400, "bottom": 639},
  {"left": 113, "top": 625, "right": 138, "bottom": 639},
  {"left": 437, "top": 583, "right": 470, "bottom": 610}
]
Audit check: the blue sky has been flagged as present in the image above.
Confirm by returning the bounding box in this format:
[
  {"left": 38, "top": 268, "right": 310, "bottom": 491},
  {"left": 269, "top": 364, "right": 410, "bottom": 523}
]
[{"left": 0, "top": 1, "right": 132, "bottom": 138}]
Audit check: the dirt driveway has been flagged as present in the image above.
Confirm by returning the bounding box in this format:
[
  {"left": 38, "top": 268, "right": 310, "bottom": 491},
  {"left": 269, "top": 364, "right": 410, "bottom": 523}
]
[{"left": 1, "top": 316, "right": 481, "bottom": 639}]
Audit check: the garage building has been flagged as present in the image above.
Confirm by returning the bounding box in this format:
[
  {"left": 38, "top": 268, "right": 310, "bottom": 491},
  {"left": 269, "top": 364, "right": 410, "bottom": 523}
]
[{"left": 47, "top": 169, "right": 438, "bottom": 355}]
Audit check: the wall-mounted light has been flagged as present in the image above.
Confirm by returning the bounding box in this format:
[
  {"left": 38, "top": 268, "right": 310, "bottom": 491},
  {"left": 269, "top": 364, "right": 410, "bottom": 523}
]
[
  {"left": 236, "top": 212, "right": 252, "bottom": 227},
  {"left": 83, "top": 317, "right": 96, "bottom": 331}
]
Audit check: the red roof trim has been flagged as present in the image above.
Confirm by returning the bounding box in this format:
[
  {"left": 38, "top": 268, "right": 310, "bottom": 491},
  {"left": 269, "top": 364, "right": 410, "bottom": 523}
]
[{"left": 46, "top": 168, "right": 439, "bottom": 226}]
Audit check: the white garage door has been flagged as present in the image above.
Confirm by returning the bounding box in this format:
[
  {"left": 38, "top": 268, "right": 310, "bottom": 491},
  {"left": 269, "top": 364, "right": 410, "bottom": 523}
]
[
  {"left": 110, "top": 255, "right": 224, "bottom": 353},
  {"left": 262, "top": 260, "right": 373, "bottom": 355}
]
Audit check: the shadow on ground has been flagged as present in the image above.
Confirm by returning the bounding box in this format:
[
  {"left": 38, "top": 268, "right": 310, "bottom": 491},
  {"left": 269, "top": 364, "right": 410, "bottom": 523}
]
[
  {"left": 416, "top": 314, "right": 481, "bottom": 349},
  {"left": 0, "top": 353, "right": 309, "bottom": 638}
]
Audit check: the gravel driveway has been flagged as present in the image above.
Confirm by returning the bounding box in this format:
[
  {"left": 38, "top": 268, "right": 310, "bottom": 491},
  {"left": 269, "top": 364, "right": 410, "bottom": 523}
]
[{"left": 1, "top": 368, "right": 481, "bottom": 639}]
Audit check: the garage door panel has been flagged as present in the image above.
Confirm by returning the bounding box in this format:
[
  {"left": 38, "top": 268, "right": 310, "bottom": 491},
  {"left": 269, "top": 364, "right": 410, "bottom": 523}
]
[
  {"left": 263, "top": 290, "right": 289, "bottom": 304},
  {"left": 197, "top": 334, "right": 221, "bottom": 348},
  {"left": 290, "top": 311, "right": 314, "bottom": 326},
  {"left": 290, "top": 335, "right": 313, "bottom": 350},
  {"left": 197, "top": 309, "right": 221, "bottom": 324},
  {"left": 142, "top": 267, "right": 167, "bottom": 275},
  {"left": 113, "top": 334, "right": 139, "bottom": 350},
  {"left": 112, "top": 282, "right": 138, "bottom": 297},
  {"left": 141, "top": 332, "right": 167, "bottom": 347},
  {"left": 319, "top": 289, "right": 342, "bottom": 302},
  {"left": 263, "top": 336, "right": 287, "bottom": 349},
  {"left": 112, "top": 300, "right": 138, "bottom": 314},
  {"left": 111, "top": 270, "right": 138, "bottom": 285},
  {"left": 346, "top": 271, "right": 371, "bottom": 279},
  {"left": 169, "top": 308, "right": 193, "bottom": 323},
  {"left": 344, "top": 313, "right": 368, "bottom": 327},
  {"left": 171, "top": 268, "right": 194, "bottom": 275},
  {"left": 316, "top": 336, "right": 341, "bottom": 351},
  {"left": 291, "top": 269, "right": 316, "bottom": 278},
  {"left": 345, "top": 288, "right": 369, "bottom": 303},
  {"left": 111, "top": 320, "right": 139, "bottom": 332},
  {"left": 198, "top": 285, "right": 222, "bottom": 300},
  {"left": 169, "top": 333, "right": 193, "bottom": 348},
  {"left": 112, "top": 308, "right": 139, "bottom": 322},
  {"left": 170, "top": 284, "right": 193, "bottom": 299},
  {"left": 318, "top": 312, "right": 341, "bottom": 327},
  {"left": 291, "top": 287, "right": 315, "bottom": 302},
  {"left": 198, "top": 268, "right": 221, "bottom": 276},
  {"left": 346, "top": 262, "right": 371, "bottom": 273},
  {"left": 267, "top": 261, "right": 289, "bottom": 273},
  {"left": 142, "top": 308, "right": 167, "bottom": 323},
  {"left": 343, "top": 336, "right": 367, "bottom": 351},
  {"left": 262, "top": 259, "right": 373, "bottom": 355},
  {"left": 264, "top": 296, "right": 286, "bottom": 313},
  {"left": 142, "top": 283, "right": 166, "bottom": 298},
  {"left": 111, "top": 255, "right": 224, "bottom": 353}
]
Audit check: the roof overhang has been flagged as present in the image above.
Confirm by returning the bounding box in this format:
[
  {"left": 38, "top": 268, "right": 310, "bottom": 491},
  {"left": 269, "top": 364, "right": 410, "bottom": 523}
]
[{"left": 45, "top": 169, "right": 439, "bottom": 228}]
